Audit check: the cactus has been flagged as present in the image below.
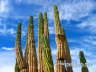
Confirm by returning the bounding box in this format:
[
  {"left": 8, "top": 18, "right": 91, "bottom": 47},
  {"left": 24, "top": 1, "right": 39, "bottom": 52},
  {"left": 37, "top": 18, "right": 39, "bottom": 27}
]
[
  {"left": 43, "top": 12, "right": 54, "bottom": 72},
  {"left": 79, "top": 51, "right": 89, "bottom": 72},
  {"left": 26, "top": 16, "right": 38, "bottom": 72},
  {"left": 28, "top": 16, "right": 38, "bottom": 72},
  {"left": 53, "top": 5, "right": 73, "bottom": 72},
  {"left": 53, "top": 5, "right": 66, "bottom": 72},
  {"left": 38, "top": 13, "right": 44, "bottom": 72},
  {"left": 15, "top": 23, "right": 24, "bottom": 71}
]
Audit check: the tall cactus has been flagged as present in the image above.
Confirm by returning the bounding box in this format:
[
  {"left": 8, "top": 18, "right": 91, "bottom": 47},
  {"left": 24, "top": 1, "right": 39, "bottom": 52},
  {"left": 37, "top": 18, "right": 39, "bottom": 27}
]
[
  {"left": 38, "top": 13, "right": 44, "bottom": 72},
  {"left": 26, "top": 16, "right": 38, "bottom": 72},
  {"left": 53, "top": 5, "right": 66, "bottom": 72},
  {"left": 53, "top": 5, "right": 73, "bottom": 72},
  {"left": 43, "top": 12, "right": 54, "bottom": 72},
  {"left": 15, "top": 23, "right": 25, "bottom": 72},
  {"left": 79, "top": 51, "right": 89, "bottom": 72}
]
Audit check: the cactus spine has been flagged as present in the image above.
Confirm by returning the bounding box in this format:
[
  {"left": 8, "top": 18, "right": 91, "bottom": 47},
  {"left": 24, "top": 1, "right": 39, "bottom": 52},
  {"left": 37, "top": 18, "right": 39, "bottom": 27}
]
[
  {"left": 43, "top": 12, "right": 54, "bottom": 72},
  {"left": 79, "top": 51, "right": 89, "bottom": 72},
  {"left": 38, "top": 13, "right": 44, "bottom": 72}
]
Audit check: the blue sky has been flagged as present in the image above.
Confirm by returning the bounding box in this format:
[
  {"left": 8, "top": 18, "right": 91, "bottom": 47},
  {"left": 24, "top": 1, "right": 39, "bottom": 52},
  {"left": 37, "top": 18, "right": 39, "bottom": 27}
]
[{"left": 0, "top": 0, "right": 96, "bottom": 72}]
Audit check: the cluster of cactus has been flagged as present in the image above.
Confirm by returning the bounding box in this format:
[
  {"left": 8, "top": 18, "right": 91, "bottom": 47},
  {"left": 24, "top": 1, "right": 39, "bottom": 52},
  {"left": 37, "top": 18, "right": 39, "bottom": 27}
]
[{"left": 15, "top": 5, "right": 89, "bottom": 72}]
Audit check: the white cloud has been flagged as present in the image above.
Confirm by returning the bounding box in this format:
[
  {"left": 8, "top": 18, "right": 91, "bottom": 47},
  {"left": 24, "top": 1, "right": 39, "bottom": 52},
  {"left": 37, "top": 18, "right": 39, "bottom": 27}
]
[
  {"left": 77, "top": 15, "right": 96, "bottom": 33},
  {"left": 73, "top": 35, "right": 96, "bottom": 52},
  {"left": 8, "top": 28, "right": 16, "bottom": 34},
  {"left": 15, "top": 0, "right": 59, "bottom": 5},
  {"left": 0, "top": 20, "right": 26, "bottom": 36},
  {"left": 82, "top": 36, "right": 96, "bottom": 45},
  {"left": 48, "top": 1, "right": 96, "bottom": 21},
  {"left": 0, "top": 27, "right": 16, "bottom": 35},
  {"left": 1, "top": 47, "right": 15, "bottom": 51},
  {"left": 68, "top": 35, "right": 96, "bottom": 52},
  {"left": 61, "top": 1, "right": 94, "bottom": 20},
  {"left": 0, "top": 0, "right": 10, "bottom": 14},
  {"left": 0, "top": 26, "right": 26, "bottom": 36}
]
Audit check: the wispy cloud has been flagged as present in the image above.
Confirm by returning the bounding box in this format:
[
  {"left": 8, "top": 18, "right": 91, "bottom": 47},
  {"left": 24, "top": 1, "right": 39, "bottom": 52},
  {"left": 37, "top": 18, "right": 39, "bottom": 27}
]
[
  {"left": 0, "top": 26, "right": 16, "bottom": 35},
  {"left": 1, "top": 47, "right": 15, "bottom": 51},
  {"left": 0, "top": 22, "right": 26, "bottom": 36},
  {"left": 0, "top": 0, "right": 12, "bottom": 18},
  {"left": 15, "top": 0, "right": 59, "bottom": 5},
  {"left": 0, "top": 0, "right": 9, "bottom": 13},
  {"left": 48, "top": 0, "right": 96, "bottom": 21},
  {"left": 77, "top": 15, "right": 96, "bottom": 33},
  {"left": 61, "top": 1, "right": 95, "bottom": 20}
]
